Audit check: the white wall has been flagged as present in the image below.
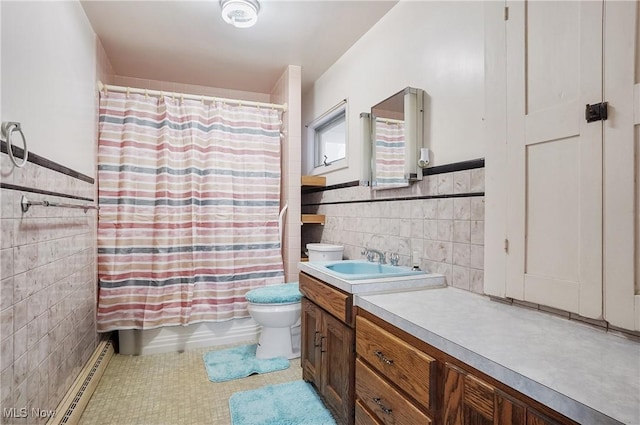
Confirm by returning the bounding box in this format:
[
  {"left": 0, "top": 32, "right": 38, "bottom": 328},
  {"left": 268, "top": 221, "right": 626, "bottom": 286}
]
[
  {"left": 302, "top": 1, "right": 485, "bottom": 185},
  {"left": 0, "top": 1, "right": 2, "bottom": 132},
  {"left": 1, "top": 1, "right": 97, "bottom": 177}
]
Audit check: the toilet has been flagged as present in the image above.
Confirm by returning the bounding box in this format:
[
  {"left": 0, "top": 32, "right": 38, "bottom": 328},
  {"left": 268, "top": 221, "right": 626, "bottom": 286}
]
[{"left": 245, "top": 282, "right": 302, "bottom": 360}]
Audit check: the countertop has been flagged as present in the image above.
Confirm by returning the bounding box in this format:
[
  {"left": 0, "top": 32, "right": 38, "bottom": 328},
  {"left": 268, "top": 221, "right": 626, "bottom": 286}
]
[{"left": 355, "top": 287, "right": 640, "bottom": 425}]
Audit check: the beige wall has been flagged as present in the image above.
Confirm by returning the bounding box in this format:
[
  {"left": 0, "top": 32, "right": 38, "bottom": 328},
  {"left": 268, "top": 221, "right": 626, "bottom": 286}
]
[
  {"left": 97, "top": 38, "right": 115, "bottom": 86},
  {"left": 302, "top": 1, "right": 485, "bottom": 185},
  {"left": 110, "top": 76, "right": 271, "bottom": 104}
]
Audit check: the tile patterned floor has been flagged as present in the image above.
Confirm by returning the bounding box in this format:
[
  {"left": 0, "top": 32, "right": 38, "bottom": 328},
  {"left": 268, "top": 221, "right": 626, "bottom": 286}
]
[{"left": 78, "top": 342, "right": 303, "bottom": 425}]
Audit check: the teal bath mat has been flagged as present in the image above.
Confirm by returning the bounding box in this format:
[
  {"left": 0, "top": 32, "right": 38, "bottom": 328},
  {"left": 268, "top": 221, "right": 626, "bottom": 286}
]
[
  {"left": 229, "top": 380, "right": 336, "bottom": 425},
  {"left": 203, "top": 344, "right": 289, "bottom": 383}
]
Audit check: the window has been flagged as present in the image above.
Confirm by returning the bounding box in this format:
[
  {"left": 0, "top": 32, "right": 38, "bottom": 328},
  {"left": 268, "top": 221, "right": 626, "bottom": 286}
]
[
  {"left": 307, "top": 100, "right": 347, "bottom": 171},
  {"left": 315, "top": 114, "right": 346, "bottom": 167}
]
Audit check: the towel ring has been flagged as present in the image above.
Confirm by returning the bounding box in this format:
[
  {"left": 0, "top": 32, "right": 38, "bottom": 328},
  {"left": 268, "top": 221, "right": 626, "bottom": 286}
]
[{"left": 1, "top": 122, "right": 28, "bottom": 168}]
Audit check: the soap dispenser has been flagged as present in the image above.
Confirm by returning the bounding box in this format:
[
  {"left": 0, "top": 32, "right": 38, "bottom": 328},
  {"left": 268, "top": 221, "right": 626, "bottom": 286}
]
[{"left": 411, "top": 251, "right": 421, "bottom": 271}]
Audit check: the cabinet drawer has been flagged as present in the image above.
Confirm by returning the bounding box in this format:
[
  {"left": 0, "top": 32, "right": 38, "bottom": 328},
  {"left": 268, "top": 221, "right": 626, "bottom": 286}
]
[
  {"left": 355, "top": 399, "right": 383, "bottom": 425},
  {"left": 356, "top": 359, "right": 432, "bottom": 425},
  {"left": 356, "top": 315, "right": 434, "bottom": 410},
  {"left": 299, "top": 272, "right": 352, "bottom": 324}
]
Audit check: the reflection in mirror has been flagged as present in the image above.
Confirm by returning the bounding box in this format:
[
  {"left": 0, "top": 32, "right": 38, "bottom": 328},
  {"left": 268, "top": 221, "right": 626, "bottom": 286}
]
[
  {"left": 373, "top": 117, "right": 406, "bottom": 187},
  {"left": 369, "top": 87, "right": 424, "bottom": 190}
]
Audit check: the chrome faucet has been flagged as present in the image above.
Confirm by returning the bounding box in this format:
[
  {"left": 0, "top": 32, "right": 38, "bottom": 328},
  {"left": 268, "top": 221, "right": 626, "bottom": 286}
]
[{"left": 362, "top": 248, "right": 386, "bottom": 264}]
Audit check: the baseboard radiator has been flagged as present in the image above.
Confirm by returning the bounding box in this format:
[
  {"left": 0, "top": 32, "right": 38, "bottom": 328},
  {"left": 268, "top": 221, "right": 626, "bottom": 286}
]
[{"left": 47, "top": 337, "right": 115, "bottom": 425}]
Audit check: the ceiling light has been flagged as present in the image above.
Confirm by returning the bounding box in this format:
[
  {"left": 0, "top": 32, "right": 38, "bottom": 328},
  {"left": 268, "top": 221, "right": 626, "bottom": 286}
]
[{"left": 220, "top": 0, "right": 260, "bottom": 29}]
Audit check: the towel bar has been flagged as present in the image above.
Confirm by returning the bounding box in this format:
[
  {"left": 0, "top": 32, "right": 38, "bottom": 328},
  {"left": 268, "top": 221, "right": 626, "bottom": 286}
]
[{"left": 20, "top": 195, "right": 98, "bottom": 213}]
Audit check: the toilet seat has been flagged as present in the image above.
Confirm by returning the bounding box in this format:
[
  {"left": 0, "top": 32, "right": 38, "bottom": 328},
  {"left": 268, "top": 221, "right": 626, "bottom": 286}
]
[{"left": 245, "top": 282, "right": 301, "bottom": 305}]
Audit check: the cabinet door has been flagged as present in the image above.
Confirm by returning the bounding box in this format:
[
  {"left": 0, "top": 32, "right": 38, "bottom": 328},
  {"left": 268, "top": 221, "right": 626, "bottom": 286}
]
[
  {"left": 505, "top": 1, "right": 604, "bottom": 318},
  {"left": 301, "top": 298, "right": 322, "bottom": 385},
  {"left": 443, "top": 363, "right": 525, "bottom": 425},
  {"left": 321, "top": 311, "right": 355, "bottom": 425},
  {"left": 602, "top": 0, "right": 640, "bottom": 331},
  {"left": 527, "top": 409, "right": 563, "bottom": 425}
]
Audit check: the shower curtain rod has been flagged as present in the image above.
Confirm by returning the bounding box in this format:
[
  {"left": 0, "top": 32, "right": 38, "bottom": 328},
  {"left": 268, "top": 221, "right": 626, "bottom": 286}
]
[
  {"left": 98, "top": 81, "right": 288, "bottom": 112},
  {"left": 375, "top": 116, "right": 404, "bottom": 125}
]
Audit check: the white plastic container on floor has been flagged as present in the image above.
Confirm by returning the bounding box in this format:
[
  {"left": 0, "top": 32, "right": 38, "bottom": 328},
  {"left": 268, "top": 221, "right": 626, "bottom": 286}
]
[{"left": 306, "top": 243, "right": 344, "bottom": 262}]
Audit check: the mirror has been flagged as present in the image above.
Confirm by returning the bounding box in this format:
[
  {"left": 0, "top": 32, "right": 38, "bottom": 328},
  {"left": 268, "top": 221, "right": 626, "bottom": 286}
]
[{"left": 368, "top": 87, "right": 424, "bottom": 190}]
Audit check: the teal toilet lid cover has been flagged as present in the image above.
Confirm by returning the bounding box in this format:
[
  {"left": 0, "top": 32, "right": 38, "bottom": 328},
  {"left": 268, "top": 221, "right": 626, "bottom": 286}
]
[{"left": 245, "top": 282, "right": 301, "bottom": 304}]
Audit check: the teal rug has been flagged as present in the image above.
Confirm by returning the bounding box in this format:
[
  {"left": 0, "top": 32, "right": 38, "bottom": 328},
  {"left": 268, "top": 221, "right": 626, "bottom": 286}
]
[
  {"left": 229, "top": 380, "right": 336, "bottom": 425},
  {"left": 203, "top": 344, "right": 289, "bottom": 383}
]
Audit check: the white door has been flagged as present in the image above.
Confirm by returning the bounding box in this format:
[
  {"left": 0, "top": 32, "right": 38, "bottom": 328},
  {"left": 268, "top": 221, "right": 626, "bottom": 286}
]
[
  {"left": 506, "top": 1, "right": 603, "bottom": 318},
  {"left": 603, "top": 0, "right": 640, "bottom": 331}
]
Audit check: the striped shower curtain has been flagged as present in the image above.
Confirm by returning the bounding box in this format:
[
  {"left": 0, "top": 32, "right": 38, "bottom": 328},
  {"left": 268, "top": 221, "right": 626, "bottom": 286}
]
[
  {"left": 96, "top": 92, "right": 285, "bottom": 332},
  {"left": 373, "top": 119, "right": 406, "bottom": 188}
]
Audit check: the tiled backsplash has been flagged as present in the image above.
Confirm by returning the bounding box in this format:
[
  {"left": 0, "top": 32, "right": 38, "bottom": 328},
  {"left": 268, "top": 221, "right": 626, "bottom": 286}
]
[
  {"left": 302, "top": 165, "right": 485, "bottom": 294},
  {"left": 0, "top": 152, "right": 98, "bottom": 424}
]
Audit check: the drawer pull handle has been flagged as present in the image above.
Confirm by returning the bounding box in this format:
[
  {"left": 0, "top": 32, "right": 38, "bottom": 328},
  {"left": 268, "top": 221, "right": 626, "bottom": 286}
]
[
  {"left": 372, "top": 397, "right": 393, "bottom": 415},
  {"left": 374, "top": 350, "right": 394, "bottom": 365}
]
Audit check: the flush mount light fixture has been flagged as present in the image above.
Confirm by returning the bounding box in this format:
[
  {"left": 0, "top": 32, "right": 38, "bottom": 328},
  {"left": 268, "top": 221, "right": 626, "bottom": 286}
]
[{"left": 220, "top": 0, "right": 260, "bottom": 29}]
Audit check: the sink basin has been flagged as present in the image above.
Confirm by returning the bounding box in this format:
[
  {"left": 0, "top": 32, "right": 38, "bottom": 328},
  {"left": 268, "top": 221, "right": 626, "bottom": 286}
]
[
  {"left": 325, "top": 261, "right": 412, "bottom": 276},
  {"left": 317, "top": 260, "right": 424, "bottom": 280},
  {"left": 299, "top": 259, "right": 446, "bottom": 294}
]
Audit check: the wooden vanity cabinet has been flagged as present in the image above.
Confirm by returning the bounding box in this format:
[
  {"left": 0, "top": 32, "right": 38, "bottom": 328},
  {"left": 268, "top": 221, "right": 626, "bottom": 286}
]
[
  {"left": 355, "top": 309, "right": 578, "bottom": 425},
  {"left": 299, "top": 272, "right": 355, "bottom": 425}
]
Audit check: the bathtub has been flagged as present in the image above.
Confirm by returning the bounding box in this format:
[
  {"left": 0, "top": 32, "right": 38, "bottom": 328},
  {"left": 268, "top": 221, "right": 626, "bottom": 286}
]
[{"left": 118, "top": 318, "right": 301, "bottom": 356}]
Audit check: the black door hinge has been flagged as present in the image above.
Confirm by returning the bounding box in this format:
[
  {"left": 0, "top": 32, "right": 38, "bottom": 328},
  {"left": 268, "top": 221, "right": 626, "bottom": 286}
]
[{"left": 585, "top": 102, "right": 608, "bottom": 123}]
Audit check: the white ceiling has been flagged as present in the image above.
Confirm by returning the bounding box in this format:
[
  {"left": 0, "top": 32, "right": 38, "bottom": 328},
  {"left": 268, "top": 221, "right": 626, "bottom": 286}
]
[{"left": 81, "top": 1, "right": 398, "bottom": 94}]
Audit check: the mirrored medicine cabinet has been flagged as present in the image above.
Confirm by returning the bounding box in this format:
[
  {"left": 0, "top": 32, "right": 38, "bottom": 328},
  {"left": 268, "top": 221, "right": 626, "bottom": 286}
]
[{"left": 361, "top": 87, "right": 425, "bottom": 190}]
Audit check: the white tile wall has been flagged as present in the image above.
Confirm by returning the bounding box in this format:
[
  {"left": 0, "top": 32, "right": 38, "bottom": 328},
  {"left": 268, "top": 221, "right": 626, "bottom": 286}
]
[
  {"left": 0, "top": 158, "right": 98, "bottom": 425},
  {"left": 302, "top": 167, "right": 485, "bottom": 294}
]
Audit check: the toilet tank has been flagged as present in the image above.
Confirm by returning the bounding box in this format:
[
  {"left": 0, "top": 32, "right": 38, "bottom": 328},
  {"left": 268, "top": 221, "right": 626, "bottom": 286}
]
[{"left": 306, "top": 243, "right": 344, "bottom": 262}]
